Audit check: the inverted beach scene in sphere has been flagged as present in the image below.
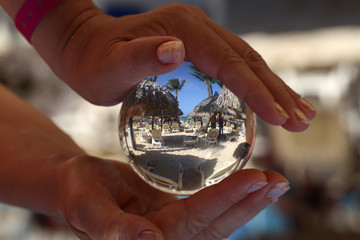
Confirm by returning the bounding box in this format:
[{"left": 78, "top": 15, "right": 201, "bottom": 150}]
[{"left": 119, "top": 61, "right": 256, "bottom": 195}]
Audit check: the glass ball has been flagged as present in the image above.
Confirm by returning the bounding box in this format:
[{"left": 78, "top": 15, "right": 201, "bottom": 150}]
[{"left": 119, "top": 61, "right": 256, "bottom": 195}]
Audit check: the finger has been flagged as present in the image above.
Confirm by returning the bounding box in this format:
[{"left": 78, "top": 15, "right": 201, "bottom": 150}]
[
  {"left": 81, "top": 36, "right": 185, "bottom": 105},
  {"left": 154, "top": 169, "right": 268, "bottom": 240},
  {"left": 207, "top": 22, "right": 317, "bottom": 131},
  {"left": 194, "top": 170, "right": 289, "bottom": 240},
  {"left": 284, "top": 84, "right": 317, "bottom": 120},
  {"left": 181, "top": 24, "right": 288, "bottom": 127},
  {"left": 63, "top": 184, "right": 163, "bottom": 240}
]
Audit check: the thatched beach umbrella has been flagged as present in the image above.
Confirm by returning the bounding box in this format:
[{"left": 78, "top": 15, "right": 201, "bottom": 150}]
[
  {"left": 187, "top": 93, "right": 225, "bottom": 119},
  {"left": 216, "top": 86, "right": 246, "bottom": 120},
  {"left": 123, "top": 80, "right": 182, "bottom": 118},
  {"left": 120, "top": 80, "right": 183, "bottom": 136},
  {"left": 136, "top": 80, "right": 182, "bottom": 117}
]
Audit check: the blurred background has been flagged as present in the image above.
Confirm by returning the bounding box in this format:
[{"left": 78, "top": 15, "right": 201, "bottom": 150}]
[{"left": 1, "top": 0, "right": 360, "bottom": 239}]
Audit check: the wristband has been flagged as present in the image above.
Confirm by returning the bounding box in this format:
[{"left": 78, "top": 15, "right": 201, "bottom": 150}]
[{"left": 15, "top": 0, "right": 61, "bottom": 42}]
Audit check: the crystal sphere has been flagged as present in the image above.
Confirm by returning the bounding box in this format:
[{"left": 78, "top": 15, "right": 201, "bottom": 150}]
[{"left": 119, "top": 61, "right": 256, "bottom": 195}]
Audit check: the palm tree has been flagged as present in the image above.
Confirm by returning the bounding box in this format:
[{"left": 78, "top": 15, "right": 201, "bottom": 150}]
[
  {"left": 166, "top": 78, "right": 186, "bottom": 100},
  {"left": 189, "top": 65, "right": 222, "bottom": 98}
]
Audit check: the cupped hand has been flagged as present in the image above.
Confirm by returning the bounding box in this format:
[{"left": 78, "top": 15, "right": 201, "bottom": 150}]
[
  {"left": 45, "top": 3, "right": 315, "bottom": 132},
  {"left": 58, "top": 156, "right": 289, "bottom": 240}
]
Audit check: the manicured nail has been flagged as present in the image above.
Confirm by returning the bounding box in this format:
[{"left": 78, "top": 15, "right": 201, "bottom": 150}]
[
  {"left": 138, "top": 230, "right": 162, "bottom": 240},
  {"left": 299, "top": 98, "right": 317, "bottom": 112},
  {"left": 294, "top": 108, "right": 311, "bottom": 125},
  {"left": 266, "top": 182, "right": 290, "bottom": 202},
  {"left": 247, "top": 182, "right": 268, "bottom": 194},
  {"left": 275, "top": 103, "right": 290, "bottom": 119},
  {"left": 157, "top": 40, "right": 183, "bottom": 64}
]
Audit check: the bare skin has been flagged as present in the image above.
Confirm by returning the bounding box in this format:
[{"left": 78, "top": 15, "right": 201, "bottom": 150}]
[
  {"left": 0, "top": 1, "right": 311, "bottom": 239},
  {"left": 0, "top": 85, "right": 289, "bottom": 240},
  {"left": 0, "top": 0, "right": 316, "bottom": 132}
]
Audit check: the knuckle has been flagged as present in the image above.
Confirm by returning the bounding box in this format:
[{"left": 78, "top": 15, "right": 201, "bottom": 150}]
[
  {"left": 205, "top": 226, "right": 232, "bottom": 240},
  {"left": 156, "top": 3, "right": 207, "bottom": 28},
  {"left": 242, "top": 46, "right": 266, "bottom": 65},
  {"left": 217, "top": 48, "right": 246, "bottom": 80},
  {"left": 158, "top": 3, "right": 200, "bottom": 18},
  {"left": 185, "top": 215, "right": 211, "bottom": 236},
  {"left": 167, "top": 3, "right": 204, "bottom": 14}
]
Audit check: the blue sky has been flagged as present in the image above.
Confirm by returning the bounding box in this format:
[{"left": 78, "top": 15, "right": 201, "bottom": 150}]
[{"left": 154, "top": 61, "right": 222, "bottom": 116}]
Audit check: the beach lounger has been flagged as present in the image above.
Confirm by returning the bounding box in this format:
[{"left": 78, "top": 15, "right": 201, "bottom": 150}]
[
  {"left": 205, "top": 129, "right": 219, "bottom": 144},
  {"left": 151, "top": 130, "right": 164, "bottom": 146},
  {"left": 162, "top": 123, "right": 171, "bottom": 133},
  {"left": 143, "top": 161, "right": 183, "bottom": 191},
  {"left": 141, "top": 132, "right": 151, "bottom": 143},
  {"left": 172, "top": 122, "right": 180, "bottom": 132},
  {"left": 145, "top": 124, "right": 151, "bottom": 132},
  {"left": 183, "top": 135, "right": 199, "bottom": 146}
]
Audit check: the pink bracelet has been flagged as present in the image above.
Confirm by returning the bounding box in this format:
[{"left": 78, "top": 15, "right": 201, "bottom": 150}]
[{"left": 15, "top": 0, "right": 62, "bottom": 42}]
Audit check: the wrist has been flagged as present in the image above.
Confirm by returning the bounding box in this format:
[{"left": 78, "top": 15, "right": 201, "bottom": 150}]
[
  {"left": 29, "top": 0, "right": 102, "bottom": 76},
  {"left": 15, "top": 0, "right": 62, "bottom": 42}
]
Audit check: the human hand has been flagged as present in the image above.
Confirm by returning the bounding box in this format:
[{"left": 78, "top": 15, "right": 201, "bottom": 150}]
[
  {"left": 31, "top": 2, "right": 315, "bottom": 132},
  {"left": 59, "top": 156, "right": 289, "bottom": 240}
]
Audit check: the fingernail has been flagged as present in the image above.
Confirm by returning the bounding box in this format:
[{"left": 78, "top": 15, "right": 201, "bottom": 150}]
[
  {"left": 294, "top": 108, "right": 311, "bottom": 125},
  {"left": 266, "top": 182, "right": 290, "bottom": 202},
  {"left": 275, "top": 103, "right": 289, "bottom": 119},
  {"left": 157, "top": 40, "right": 183, "bottom": 64},
  {"left": 247, "top": 182, "right": 268, "bottom": 194},
  {"left": 138, "top": 230, "right": 162, "bottom": 240},
  {"left": 299, "top": 98, "right": 317, "bottom": 112}
]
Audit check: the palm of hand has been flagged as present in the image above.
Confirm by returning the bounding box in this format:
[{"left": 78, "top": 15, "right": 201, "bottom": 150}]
[{"left": 60, "top": 156, "right": 286, "bottom": 240}]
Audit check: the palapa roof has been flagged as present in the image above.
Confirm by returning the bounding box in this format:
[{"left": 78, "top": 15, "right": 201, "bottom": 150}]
[
  {"left": 188, "top": 93, "right": 226, "bottom": 118},
  {"left": 216, "top": 86, "right": 242, "bottom": 110},
  {"left": 122, "top": 80, "right": 183, "bottom": 118},
  {"left": 216, "top": 86, "right": 246, "bottom": 120}
]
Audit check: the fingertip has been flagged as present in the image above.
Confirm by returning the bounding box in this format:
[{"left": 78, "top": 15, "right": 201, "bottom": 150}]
[
  {"left": 157, "top": 40, "right": 185, "bottom": 64},
  {"left": 262, "top": 170, "right": 289, "bottom": 183},
  {"left": 138, "top": 230, "right": 163, "bottom": 240},
  {"left": 280, "top": 107, "right": 313, "bottom": 132}
]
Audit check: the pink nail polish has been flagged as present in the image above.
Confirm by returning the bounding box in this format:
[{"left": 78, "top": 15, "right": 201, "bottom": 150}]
[
  {"left": 299, "top": 98, "right": 317, "bottom": 112},
  {"left": 294, "top": 108, "right": 311, "bottom": 125},
  {"left": 266, "top": 182, "right": 290, "bottom": 202},
  {"left": 157, "top": 40, "right": 183, "bottom": 64},
  {"left": 275, "top": 103, "right": 289, "bottom": 119},
  {"left": 247, "top": 182, "right": 268, "bottom": 194},
  {"left": 138, "top": 230, "right": 162, "bottom": 240}
]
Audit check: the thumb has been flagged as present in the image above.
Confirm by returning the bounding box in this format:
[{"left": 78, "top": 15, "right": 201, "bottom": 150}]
[
  {"left": 120, "top": 36, "right": 185, "bottom": 75},
  {"left": 89, "top": 36, "right": 185, "bottom": 105}
]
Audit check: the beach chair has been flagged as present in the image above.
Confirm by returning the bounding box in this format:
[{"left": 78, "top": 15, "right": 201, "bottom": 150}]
[
  {"left": 189, "top": 121, "right": 195, "bottom": 128},
  {"left": 172, "top": 122, "right": 180, "bottom": 132},
  {"left": 195, "top": 121, "right": 202, "bottom": 129},
  {"left": 205, "top": 129, "right": 219, "bottom": 144},
  {"left": 197, "top": 159, "right": 238, "bottom": 186},
  {"left": 183, "top": 135, "right": 199, "bottom": 147},
  {"left": 143, "top": 160, "right": 183, "bottom": 191},
  {"left": 145, "top": 123, "right": 151, "bottom": 132},
  {"left": 141, "top": 132, "right": 151, "bottom": 143},
  {"left": 151, "top": 130, "right": 164, "bottom": 146},
  {"left": 162, "top": 123, "right": 171, "bottom": 133},
  {"left": 224, "top": 122, "right": 232, "bottom": 131}
]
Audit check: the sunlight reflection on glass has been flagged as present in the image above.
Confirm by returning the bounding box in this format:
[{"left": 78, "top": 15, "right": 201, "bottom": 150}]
[{"left": 119, "top": 61, "right": 256, "bottom": 195}]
